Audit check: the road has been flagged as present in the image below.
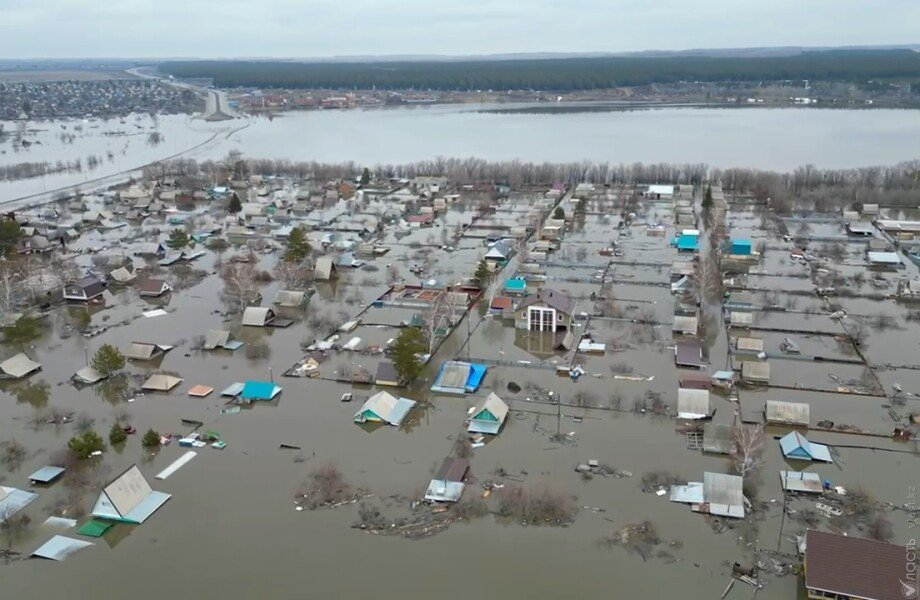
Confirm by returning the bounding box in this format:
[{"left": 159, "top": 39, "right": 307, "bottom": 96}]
[{"left": 126, "top": 67, "right": 240, "bottom": 121}]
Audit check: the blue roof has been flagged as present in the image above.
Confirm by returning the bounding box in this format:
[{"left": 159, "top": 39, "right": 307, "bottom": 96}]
[
  {"left": 430, "top": 361, "right": 488, "bottom": 395},
  {"left": 779, "top": 431, "right": 833, "bottom": 462},
  {"left": 677, "top": 234, "right": 699, "bottom": 251},
  {"left": 241, "top": 380, "right": 282, "bottom": 400},
  {"left": 466, "top": 363, "right": 487, "bottom": 392},
  {"left": 732, "top": 238, "right": 752, "bottom": 247},
  {"left": 29, "top": 465, "right": 65, "bottom": 483},
  {"left": 504, "top": 278, "right": 527, "bottom": 291},
  {"left": 0, "top": 486, "right": 38, "bottom": 516}
]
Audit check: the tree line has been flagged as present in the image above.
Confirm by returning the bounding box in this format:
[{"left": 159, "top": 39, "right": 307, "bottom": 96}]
[{"left": 159, "top": 50, "right": 920, "bottom": 91}]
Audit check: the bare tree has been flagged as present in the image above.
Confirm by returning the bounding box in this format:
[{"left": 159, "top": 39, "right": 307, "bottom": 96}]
[
  {"left": 730, "top": 420, "right": 765, "bottom": 478},
  {"left": 0, "top": 506, "right": 30, "bottom": 551}
]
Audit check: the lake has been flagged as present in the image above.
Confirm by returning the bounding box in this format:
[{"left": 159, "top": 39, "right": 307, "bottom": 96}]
[{"left": 2, "top": 104, "right": 920, "bottom": 205}]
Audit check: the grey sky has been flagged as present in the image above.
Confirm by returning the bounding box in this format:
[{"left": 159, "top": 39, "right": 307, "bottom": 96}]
[{"left": 1, "top": 0, "right": 918, "bottom": 59}]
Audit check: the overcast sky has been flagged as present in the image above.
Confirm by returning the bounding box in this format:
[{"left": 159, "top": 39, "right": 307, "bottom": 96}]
[{"left": 1, "top": 0, "right": 918, "bottom": 59}]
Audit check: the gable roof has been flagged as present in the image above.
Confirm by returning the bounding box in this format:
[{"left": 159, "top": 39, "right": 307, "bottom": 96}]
[
  {"left": 473, "top": 392, "right": 509, "bottom": 423},
  {"left": 138, "top": 278, "right": 170, "bottom": 296},
  {"left": 779, "top": 430, "right": 833, "bottom": 462},
  {"left": 241, "top": 306, "right": 275, "bottom": 326},
  {"left": 92, "top": 465, "right": 171, "bottom": 524},
  {"left": 141, "top": 374, "right": 183, "bottom": 391},
  {"left": 765, "top": 400, "right": 809, "bottom": 425},
  {"left": 805, "top": 530, "right": 906, "bottom": 600},
  {"left": 203, "top": 329, "right": 231, "bottom": 350},
  {"left": 0, "top": 353, "right": 42, "bottom": 379},
  {"left": 520, "top": 287, "right": 574, "bottom": 315},
  {"left": 354, "top": 391, "right": 416, "bottom": 426}
]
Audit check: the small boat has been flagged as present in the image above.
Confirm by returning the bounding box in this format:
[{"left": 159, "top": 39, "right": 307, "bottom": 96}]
[{"left": 340, "top": 392, "right": 353, "bottom": 402}]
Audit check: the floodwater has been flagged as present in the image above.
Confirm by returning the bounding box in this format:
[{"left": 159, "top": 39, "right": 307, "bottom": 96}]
[
  {"left": 2, "top": 188, "right": 919, "bottom": 598},
  {"left": 5, "top": 105, "right": 920, "bottom": 204}
]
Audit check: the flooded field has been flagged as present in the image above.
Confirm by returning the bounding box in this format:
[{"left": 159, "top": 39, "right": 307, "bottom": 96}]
[
  {"left": 5, "top": 105, "right": 920, "bottom": 206},
  {"left": 1, "top": 176, "right": 918, "bottom": 599}
]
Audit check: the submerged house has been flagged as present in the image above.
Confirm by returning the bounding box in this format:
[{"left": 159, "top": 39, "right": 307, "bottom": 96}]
[
  {"left": 484, "top": 240, "right": 514, "bottom": 264},
  {"left": 0, "top": 353, "right": 42, "bottom": 379},
  {"left": 804, "top": 530, "right": 906, "bottom": 600},
  {"left": 431, "top": 361, "right": 488, "bottom": 395},
  {"left": 515, "top": 288, "right": 575, "bottom": 332},
  {"left": 779, "top": 431, "right": 833, "bottom": 463},
  {"left": 670, "top": 472, "right": 745, "bottom": 518},
  {"left": 63, "top": 276, "right": 105, "bottom": 302},
  {"left": 424, "top": 458, "right": 470, "bottom": 503},
  {"left": 676, "top": 388, "right": 711, "bottom": 420},
  {"left": 468, "top": 392, "right": 509, "bottom": 435},
  {"left": 92, "top": 465, "right": 171, "bottom": 525},
  {"left": 202, "top": 329, "right": 244, "bottom": 351},
  {"left": 313, "top": 256, "right": 338, "bottom": 281},
  {"left": 133, "top": 243, "right": 166, "bottom": 258},
  {"left": 765, "top": 400, "right": 810, "bottom": 426},
  {"left": 241, "top": 306, "right": 276, "bottom": 327},
  {"left": 124, "top": 342, "right": 174, "bottom": 361},
  {"left": 241, "top": 380, "right": 282, "bottom": 401},
  {"left": 354, "top": 391, "right": 416, "bottom": 426},
  {"left": 141, "top": 374, "right": 183, "bottom": 392},
  {"left": 137, "top": 278, "right": 172, "bottom": 298},
  {"left": 674, "top": 340, "right": 704, "bottom": 369},
  {"left": 273, "top": 290, "right": 309, "bottom": 307},
  {"left": 741, "top": 361, "right": 770, "bottom": 384}
]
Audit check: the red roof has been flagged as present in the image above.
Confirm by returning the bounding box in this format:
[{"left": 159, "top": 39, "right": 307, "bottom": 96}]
[
  {"left": 491, "top": 296, "right": 513, "bottom": 310},
  {"left": 805, "top": 530, "right": 908, "bottom": 600}
]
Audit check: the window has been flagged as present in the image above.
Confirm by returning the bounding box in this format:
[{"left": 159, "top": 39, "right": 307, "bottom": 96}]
[{"left": 528, "top": 307, "right": 555, "bottom": 332}]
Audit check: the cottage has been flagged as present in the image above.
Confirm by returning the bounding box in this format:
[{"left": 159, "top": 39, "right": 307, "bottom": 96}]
[
  {"left": 202, "top": 329, "right": 244, "bottom": 351},
  {"left": 73, "top": 366, "right": 106, "bottom": 385},
  {"left": 468, "top": 392, "right": 509, "bottom": 435},
  {"left": 765, "top": 400, "right": 810, "bottom": 426},
  {"left": 124, "top": 342, "right": 174, "bottom": 361},
  {"left": 273, "top": 290, "right": 308, "bottom": 307},
  {"left": 374, "top": 361, "right": 401, "bottom": 387},
  {"left": 141, "top": 374, "right": 183, "bottom": 392},
  {"left": 313, "top": 256, "right": 338, "bottom": 281},
  {"left": 241, "top": 380, "right": 282, "bottom": 401},
  {"left": 63, "top": 276, "right": 105, "bottom": 302},
  {"left": 484, "top": 240, "right": 514, "bottom": 263},
  {"left": 0, "top": 353, "right": 42, "bottom": 379},
  {"left": 741, "top": 361, "right": 770, "bottom": 384},
  {"left": 137, "top": 278, "right": 171, "bottom": 298},
  {"left": 515, "top": 288, "right": 575, "bottom": 332},
  {"left": 133, "top": 243, "right": 166, "bottom": 258},
  {"left": 354, "top": 391, "right": 416, "bottom": 426},
  {"left": 779, "top": 431, "right": 833, "bottom": 462},
  {"left": 672, "top": 314, "right": 699, "bottom": 336},
  {"left": 669, "top": 472, "right": 744, "bottom": 518},
  {"left": 430, "top": 361, "right": 488, "bottom": 395},
  {"left": 424, "top": 458, "right": 470, "bottom": 503},
  {"left": 804, "top": 530, "right": 906, "bottom": 600},
  {"left": 108, "top": 266, "right": 136, "bottom": 284},
  {"left": 676, "top": 388, "right": 711, "bottom": 420},
  {"left": 702, "top": 423, "right": 732, "bottom": 455},
  {"left": 730, "top": 239, "right": 753, "bottom": 255},
  {"left": 92, "top": 465, "right": 170, "bottom": 524},
  {"left": 674, "top": 340, "right": 704, "bottom": 369},
  {"left": 241, "top": 307, "right": 276, "bottom": 327}
]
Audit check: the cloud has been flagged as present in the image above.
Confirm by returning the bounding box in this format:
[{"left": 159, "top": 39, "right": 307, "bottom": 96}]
[{"left": 0, "top": 0, "right": 917, "bottom": 58}]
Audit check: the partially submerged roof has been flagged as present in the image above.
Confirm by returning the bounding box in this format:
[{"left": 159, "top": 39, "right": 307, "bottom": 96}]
[
  {"left": 124, "top": 342, "right": 174, "bottom": 361},
  {"left": 741, "top": 361, "right": 770, "bottom": 382},
  {"left": 31, "top": 535, "right": 94, "bottom": 561},
  {"left": 765, "top": 400, "right": 809, "bottom": 426},
  {"left": 431, "top": 361, "right": 487, "bottom": 394},
  {"left": 779, "top": 471, "right": 823, "bottom": 493},
  {"left": 92, "top": 465, "right": 170, "bottom": 524},
  {"left": 867, "top": 251, "right": 902, "bottom": 265},
  {"left": 0, "top": 352, "right": 42, "bottom": 379},
  {"left": 374, "top": 361, "right": 401, "bottom": 386},
  {"left": 241, "top": 306, "right": 275, "bottom": 326},
  {"left": 703, "top": 472, "right": 745, "bottom": 518},
  {"left": 108, "top": 266, "right": 136, "bottom": 283},
  {"left": 314, "top": 256, "right": 337, "bottom": 280},
  {"left": 779, "top": 431, "right": 833, "bottom": 462},
  {"left": 29, "top": 465, "right": 65, "bottom": 484},
  {"left": 273, "top": 290, "right": 307, "bottom": 307},
  {"left": 677, "top": 388, "right": 711, "bottom": 419},
  {"left": 0, "top": 486, "right": 38, "bottom": 516},
  {"left": 354, "top": 391, "right": 416, "bottom": 426},
  {"left": 702, "top": 423, "right": 732, "bottom": 455},
  {"left": 674, "top": 340, "right": 703, "bottom": 367},
  {"left": 805, "top": 530, "right": 906, "bottom": 600},
  {"left": 735, "top": 337, "right": 764, "bottom": 353},
  {"left": 469, "top": 392, "right": 509, "bottom": 434},
  {"left": 530, "top": 287, "right": 575, "bottom": 315},
  {"left": 672, "top": 315, "right": 698, "bottom": 335},
  {"left": 203, "top": 329, "right": 231, "bottom": 350},
  {"left": 142, "top": 374, "right": 183, "bottom": 392},
  {"left": 241, "top": 380, "right": 282, "bottom": 401}
]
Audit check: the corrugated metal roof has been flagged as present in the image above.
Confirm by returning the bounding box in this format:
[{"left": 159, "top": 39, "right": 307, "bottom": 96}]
[
  {"left": 241, "top": 307, "right": 275, "bottom": 326},
  {"left": 766, "top": 400, "right": 809, "bottom": 425},
  {"left": 677, "top": 388, "right": 710, "bottom": 419},
  {"left": 141, "top": 374, "right": 183, "bottom": 391},
  {"left": 29, "top": 465, "right": 65, "bottom": 483},
  {"left": 779, "top": 471, "right": 823, "bottom": 493},
  {"left": 0, "top": 353, "right": 42, "bottom": 378},
  {"left": 702, "top": 423, "right": 732, "bottom": 455},
  {"left": 736, "top": 337, "right": 763, "bottom": 352},
  {"left": 31, "top": 535, "right": 94, "bottom": 561},
  {"left": 741, "top": 361, "right": 770, "bottom": 382},
  {"left": 703, "top": 472, "right": 745, "bottom": 518}
]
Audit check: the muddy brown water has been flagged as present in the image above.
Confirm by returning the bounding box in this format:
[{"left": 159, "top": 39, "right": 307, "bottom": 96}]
[{"left": 2, "top": 189, "right": 919, "bottom": 599}]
